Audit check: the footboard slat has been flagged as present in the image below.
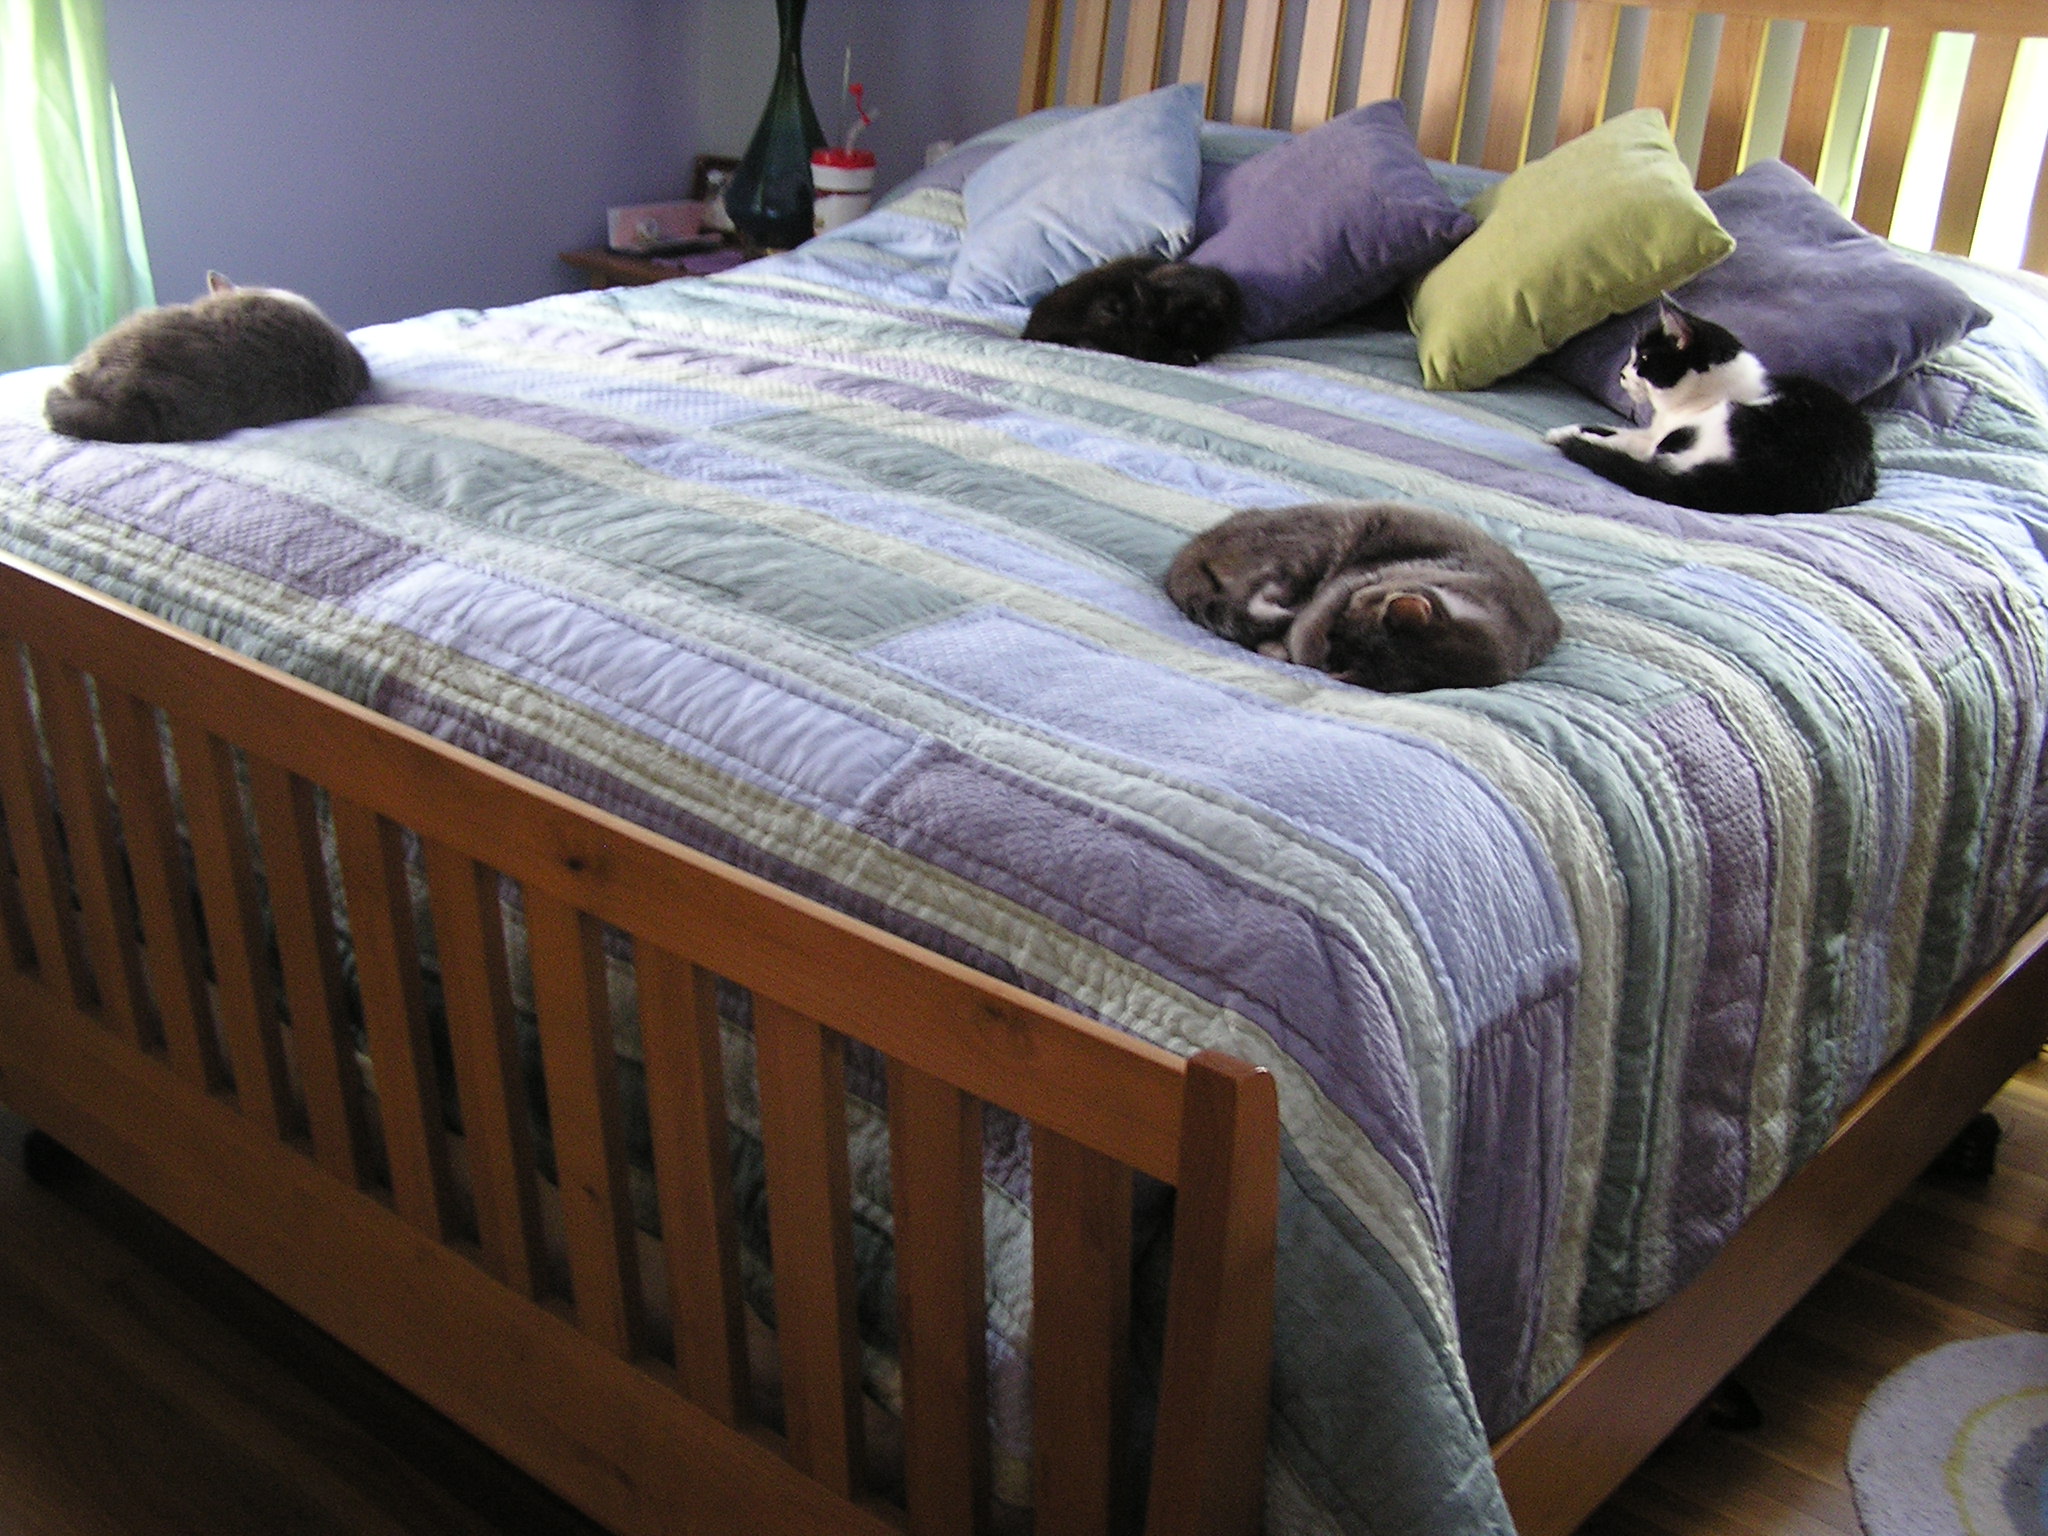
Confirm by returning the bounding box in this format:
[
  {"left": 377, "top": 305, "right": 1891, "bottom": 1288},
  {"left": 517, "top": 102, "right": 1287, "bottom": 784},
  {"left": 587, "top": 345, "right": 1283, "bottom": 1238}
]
[
  {"left": 170, "top": 718, "right": 296, "bottom": 1139},
  {"left": 0, "top": 643, "right": 92, "bottom": 1007},
  {"left": 1031, "top": 1126, "right": 1133, "bottom": 1536},
  {"left": 526, "top": 889, "right": 644, "bottom": 1355},
  {"left": 754, "top": 995, "right": 865, "bottom": 1497},
  {"left": 331, "top": 794, "right": 456, "bottom": 1236},
  {"left": 1145, "top": 1054, "right": 1281, "bottom": 1536},
  {"left": 640, "top": 952, "right": 749, "bottom": 1423},
  {"left": 888, "top": 1060, "right": 991, "bottom": 1536},
  {"left": 424, "top": 838, "right": 546, "bottom": 1299},
  {"left": 34, "top": 659, "right": 152, "bottom": 1050},
  {"left": 100, "top": 689, "right": 218, "bottom": 1091},
  {"left": 248, "top": 761, "right": 371, "bottom": 1186}
]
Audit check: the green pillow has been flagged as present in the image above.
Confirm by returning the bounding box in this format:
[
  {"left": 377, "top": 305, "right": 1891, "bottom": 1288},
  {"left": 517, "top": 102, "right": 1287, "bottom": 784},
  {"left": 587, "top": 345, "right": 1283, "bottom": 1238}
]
[{"left": 1407, "top": 108, "right": 1735, "bottom": 391}]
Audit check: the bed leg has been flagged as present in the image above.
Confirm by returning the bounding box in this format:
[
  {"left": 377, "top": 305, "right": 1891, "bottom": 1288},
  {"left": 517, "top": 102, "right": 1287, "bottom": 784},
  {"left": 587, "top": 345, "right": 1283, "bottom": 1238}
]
[
  {"left": 1927, "top": 1110, "right": 2002, "bottom": 1182},
  {"left": 20, "top": 1127, "right": 86, "bottom": 1187}
]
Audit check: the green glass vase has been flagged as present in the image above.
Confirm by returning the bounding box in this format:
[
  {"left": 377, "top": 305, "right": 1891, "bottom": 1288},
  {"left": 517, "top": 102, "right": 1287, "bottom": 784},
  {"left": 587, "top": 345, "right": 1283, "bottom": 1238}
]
[{"left": 723, "top": 0, "right": 827, "bottom": 253}]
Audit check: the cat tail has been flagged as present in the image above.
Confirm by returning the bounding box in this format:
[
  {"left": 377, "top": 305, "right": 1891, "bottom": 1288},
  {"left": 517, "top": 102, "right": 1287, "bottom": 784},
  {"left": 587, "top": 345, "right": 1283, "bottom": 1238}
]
[
  {"left": 1556, "top": 433, "right": 1693, "bottom": 503},
  {"left": 43, "top": 381, "right": 150, "bottom": 443}
]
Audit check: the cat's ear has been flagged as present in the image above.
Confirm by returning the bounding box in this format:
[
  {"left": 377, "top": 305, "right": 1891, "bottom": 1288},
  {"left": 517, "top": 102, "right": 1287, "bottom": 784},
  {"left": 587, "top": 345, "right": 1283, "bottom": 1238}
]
[
  {"left": 207, "top": 271, "right": 234, "bottom": 295},
  {"left": 1657, "top": 299, "right": 1693, "bottom": 346},
  {"left": 1384, "top": 591, "right": 1436, "bottom": 633}
]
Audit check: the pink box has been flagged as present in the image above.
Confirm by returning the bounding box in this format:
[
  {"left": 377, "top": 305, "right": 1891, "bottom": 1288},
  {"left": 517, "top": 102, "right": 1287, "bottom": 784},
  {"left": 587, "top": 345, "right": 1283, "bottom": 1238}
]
[{"left": 606, "top": 199, "right": 706, "bottom": 254}]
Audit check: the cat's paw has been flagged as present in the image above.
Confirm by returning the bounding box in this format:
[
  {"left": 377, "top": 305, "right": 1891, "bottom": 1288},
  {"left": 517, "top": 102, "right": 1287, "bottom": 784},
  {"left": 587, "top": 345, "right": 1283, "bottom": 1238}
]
[{"left": 1544, "top": 423, "right": 1613, "bottom": 445}]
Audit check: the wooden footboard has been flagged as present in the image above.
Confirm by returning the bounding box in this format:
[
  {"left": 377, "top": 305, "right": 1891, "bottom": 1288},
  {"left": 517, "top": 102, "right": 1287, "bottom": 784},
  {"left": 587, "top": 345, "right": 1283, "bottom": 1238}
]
[{"left": 0, "top": 552, "right": 1278, "bottom": 1536}]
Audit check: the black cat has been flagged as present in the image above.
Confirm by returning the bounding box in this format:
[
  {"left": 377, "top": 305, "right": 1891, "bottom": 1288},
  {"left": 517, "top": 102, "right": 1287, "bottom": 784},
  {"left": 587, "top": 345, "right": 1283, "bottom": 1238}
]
[
  {"left": 1166, "top": 500, "right": 1561, "bottom": 691},
  {"left": 1023, "top": 254, "right": 1242, "bottom": 366},
  {"left": 1546, "top": 299, "right": 1876, "bottom": 515}
]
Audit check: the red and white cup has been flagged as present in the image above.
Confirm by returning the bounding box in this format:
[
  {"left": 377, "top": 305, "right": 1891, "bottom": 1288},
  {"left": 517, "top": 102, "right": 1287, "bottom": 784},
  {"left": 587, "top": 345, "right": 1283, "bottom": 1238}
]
[{"left": 811, "top": 148, "right": 877, "bottom": 234}]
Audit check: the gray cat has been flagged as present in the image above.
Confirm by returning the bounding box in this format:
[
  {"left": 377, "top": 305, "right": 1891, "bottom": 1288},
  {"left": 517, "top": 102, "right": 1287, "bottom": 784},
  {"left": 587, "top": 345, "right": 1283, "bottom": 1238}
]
[
  {"left": 44, "top": 272, "right": 370, "bottom": 443},
  {"left": 1166, "top": 501, "right": 1561, "bottom": 691}
]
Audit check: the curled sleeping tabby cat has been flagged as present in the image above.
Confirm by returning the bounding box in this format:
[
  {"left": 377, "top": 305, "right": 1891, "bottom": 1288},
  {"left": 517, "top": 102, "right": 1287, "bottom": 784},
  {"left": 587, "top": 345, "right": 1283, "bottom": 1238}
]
[
  {"left": 1545, "top": 298, "right": 1876, "bottom": 515},
  {"left": 44, "top": 272, "right": 370, "bottom": 443},
  {"left": 1167, "top": 500, "right": 1560, "bottom": 692}
]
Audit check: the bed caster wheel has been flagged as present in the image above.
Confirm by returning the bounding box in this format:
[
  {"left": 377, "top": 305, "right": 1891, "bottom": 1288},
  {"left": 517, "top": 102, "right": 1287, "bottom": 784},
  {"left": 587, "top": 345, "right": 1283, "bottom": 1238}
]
[
  {"left": 20, "top": 1128, "right": 84, "bottom": 1187},
  {"left": 1927, "top": 1111, "right": 2002, "bottom": 1183}
]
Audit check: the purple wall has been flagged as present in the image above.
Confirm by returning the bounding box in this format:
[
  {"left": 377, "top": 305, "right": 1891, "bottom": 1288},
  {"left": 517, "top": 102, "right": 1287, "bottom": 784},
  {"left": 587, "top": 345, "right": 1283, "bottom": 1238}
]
[{"left": 103, "top": 0, "right": 1027, "bottom": 330}]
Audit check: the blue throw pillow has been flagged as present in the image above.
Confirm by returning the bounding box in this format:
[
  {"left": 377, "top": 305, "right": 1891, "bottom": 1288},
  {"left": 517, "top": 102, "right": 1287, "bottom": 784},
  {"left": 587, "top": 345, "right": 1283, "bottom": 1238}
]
[
  {"left": 1546, "top": 159, "right": 1992, "bottom": 416},
  {"left": 1187, "top": 100, "right": 1477, "bottom": 342},
  {"left": 948, "top": 83, "right": 1204, "bottom": 308}
]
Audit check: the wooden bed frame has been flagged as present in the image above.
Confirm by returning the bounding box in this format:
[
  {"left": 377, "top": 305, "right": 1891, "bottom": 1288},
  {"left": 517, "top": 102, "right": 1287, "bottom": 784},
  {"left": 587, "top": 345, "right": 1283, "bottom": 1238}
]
[{"left": 3, "top": 4, "right": 2048, "bottom": 1535}]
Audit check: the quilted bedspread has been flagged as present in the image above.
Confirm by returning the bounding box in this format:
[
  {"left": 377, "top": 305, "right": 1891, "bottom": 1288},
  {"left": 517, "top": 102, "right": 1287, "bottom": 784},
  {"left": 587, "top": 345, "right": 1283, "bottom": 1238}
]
[{"left": 5, "top": 173, "right": 2048, "bottom": 1535}]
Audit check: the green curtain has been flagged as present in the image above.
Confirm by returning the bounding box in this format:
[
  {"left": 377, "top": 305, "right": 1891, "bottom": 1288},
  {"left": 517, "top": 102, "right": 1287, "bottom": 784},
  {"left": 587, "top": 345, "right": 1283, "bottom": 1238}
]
[{"left": 1, "top": 0, "right": 153, "bottom": 371}]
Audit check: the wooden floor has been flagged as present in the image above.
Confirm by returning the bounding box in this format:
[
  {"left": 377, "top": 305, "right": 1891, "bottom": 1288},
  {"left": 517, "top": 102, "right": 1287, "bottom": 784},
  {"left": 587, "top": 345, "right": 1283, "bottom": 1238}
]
[{"left": 2, "top": 1066, "right": 2045, "bottom": 1536}]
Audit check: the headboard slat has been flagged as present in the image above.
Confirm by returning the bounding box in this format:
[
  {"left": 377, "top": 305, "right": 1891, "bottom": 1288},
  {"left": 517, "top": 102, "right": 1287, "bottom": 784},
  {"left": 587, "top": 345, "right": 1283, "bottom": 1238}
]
[
  {"left": 1780, "top": 19, "right": 1849, "bottom": 178},
  {"left": 1121, "top": 0, "right": 1169, "bottom": 99},
  {"left": 1019, "top": 0, "right": 1060, "bottom": 116},
  {"left": 1935, "top": 32, "right": 2021, "bottom": 255},
  {"left": 1698, "top": 12, "right": 1770, "bottom": 184},
  {"left": 2030, "top": 140, "right": 2048, "bottom": 273},
  {"left": 1064, "top": 0, "right": 1112, "bottom": 106},
  {"left": 1356, "top": 0, "right": 1409, "bottom": 105},
  {"left": 1481, "top": 0, "right": 1551, "bottom": 170},
  {"left": 1417, "top": 0, "right": 1480, "bottom": 158},
  {"left": 1634, "top": 8, "right": 1698, "bottom": 126},
  {"left": 1179, "top": 0, "right": 1227, "bottom": 106},
  {"left": 1853, "top": 25, "right": 1935, "bottom": 237},
  {"left": 1232, "top": 0, "right": 1287, "bottom": 126},
  {"left": 1557, "top": 2, "right": 1622, "bottom": 143},
  {"left": 1293, "top": 0, "right": 1349, "bottom": 129}
]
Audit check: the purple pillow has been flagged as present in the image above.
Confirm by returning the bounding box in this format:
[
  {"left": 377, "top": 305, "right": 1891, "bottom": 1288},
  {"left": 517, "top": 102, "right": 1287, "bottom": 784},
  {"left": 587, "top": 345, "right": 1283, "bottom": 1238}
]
[
  {"left": 1547, "top": 159, "right": 1991, "bottom": 417},
  {"left": 1186, "top": 100, "right": 1477, "bottom": 342}
]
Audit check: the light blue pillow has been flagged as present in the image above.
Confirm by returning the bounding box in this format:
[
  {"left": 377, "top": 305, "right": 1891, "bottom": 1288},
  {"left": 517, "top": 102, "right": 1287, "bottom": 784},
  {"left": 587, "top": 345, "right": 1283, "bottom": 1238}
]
[{"left": 948, "top": 83, "right": 1204, "bottom": 308}]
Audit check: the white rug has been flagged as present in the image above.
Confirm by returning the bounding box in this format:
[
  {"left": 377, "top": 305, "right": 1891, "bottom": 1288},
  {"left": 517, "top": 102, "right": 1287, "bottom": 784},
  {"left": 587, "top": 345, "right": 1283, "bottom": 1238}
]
[{"left": 1848, "top": 1333, "right": 2048, "bottom": 1536}]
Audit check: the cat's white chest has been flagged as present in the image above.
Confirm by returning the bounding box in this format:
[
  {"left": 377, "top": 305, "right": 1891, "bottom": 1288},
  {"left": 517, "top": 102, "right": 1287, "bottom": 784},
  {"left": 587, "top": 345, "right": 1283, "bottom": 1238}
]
[
  {"left": 1647, "top": 399, "right": 1735, "bottom": 469},
  {"left": 1646, "top": 352, "right": 1771, "bottom": 468}
]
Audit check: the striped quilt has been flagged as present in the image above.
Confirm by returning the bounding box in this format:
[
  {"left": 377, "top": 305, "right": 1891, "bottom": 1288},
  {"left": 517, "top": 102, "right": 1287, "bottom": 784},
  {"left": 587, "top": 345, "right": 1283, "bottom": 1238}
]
[{"left": 4, "top": 176, "right": 2048, "bottom": 1535}]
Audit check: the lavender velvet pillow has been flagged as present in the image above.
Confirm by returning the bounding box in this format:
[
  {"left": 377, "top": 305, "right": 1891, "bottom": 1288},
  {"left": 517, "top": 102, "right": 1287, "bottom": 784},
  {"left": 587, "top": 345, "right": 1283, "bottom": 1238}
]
[
  {"left": 1186, "top": 100, "right": 1477, "bottom": 342},
  {"left": 1547, "top": 159, "right": 1991, "bottom": 417}
]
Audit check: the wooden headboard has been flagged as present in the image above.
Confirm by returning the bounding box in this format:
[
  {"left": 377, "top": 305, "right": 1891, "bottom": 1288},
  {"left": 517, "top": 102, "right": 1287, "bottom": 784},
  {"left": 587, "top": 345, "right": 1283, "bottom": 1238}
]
[{"left": 1021, "top": 0, "right": 2048, "bottom": 273}]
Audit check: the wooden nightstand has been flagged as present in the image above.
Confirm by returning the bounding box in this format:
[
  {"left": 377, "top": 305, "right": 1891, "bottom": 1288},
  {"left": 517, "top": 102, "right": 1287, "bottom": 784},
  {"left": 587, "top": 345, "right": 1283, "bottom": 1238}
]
[{"left": 558, "top": 244, "right": 750, "bottom": 289}]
